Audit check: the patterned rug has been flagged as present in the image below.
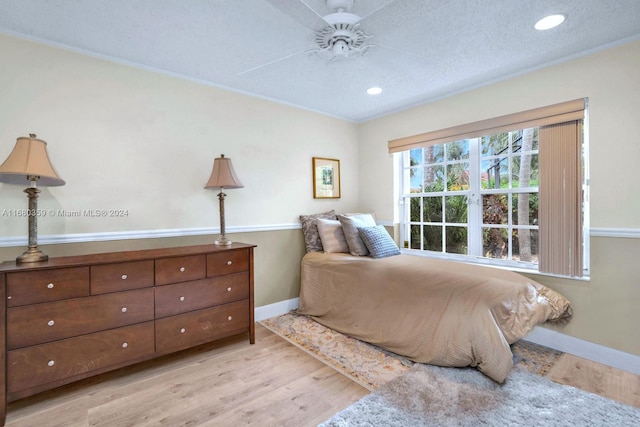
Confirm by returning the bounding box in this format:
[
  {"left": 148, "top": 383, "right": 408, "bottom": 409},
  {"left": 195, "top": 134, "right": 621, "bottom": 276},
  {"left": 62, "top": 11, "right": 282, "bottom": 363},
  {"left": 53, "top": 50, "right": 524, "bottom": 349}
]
[{"left": 260, "top": 311, "right": 563, "bottom": 391}]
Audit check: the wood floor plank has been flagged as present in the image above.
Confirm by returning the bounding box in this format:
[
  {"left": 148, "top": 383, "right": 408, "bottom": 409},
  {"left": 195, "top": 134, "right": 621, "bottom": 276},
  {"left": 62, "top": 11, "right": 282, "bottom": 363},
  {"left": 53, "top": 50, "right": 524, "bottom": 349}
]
[
  {"left": 5, "top": 324, "right": 368, "bottom": 426},
  {"left": 5, "top": 323, "right": 639, "bottom": 426},
  {"left": 548, "top": 353, "right": 640, "bottom": 408}
]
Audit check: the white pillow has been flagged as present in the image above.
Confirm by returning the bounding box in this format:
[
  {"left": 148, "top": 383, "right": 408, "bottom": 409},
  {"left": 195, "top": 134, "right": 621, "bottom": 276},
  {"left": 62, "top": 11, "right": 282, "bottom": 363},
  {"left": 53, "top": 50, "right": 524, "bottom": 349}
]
[
  {"left": 316, "top": 219, "right": 350, "bottom": 253},
  {"left": 337, "top": 213, "right": 377, "bottom": 256}
]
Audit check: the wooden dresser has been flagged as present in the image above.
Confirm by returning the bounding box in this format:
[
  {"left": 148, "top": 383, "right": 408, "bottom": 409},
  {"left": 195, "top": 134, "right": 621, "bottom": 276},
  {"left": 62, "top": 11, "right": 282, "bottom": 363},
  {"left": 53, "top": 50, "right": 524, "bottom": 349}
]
[{"left": 0, "top": 242, "right": 255, "bottom": 425}]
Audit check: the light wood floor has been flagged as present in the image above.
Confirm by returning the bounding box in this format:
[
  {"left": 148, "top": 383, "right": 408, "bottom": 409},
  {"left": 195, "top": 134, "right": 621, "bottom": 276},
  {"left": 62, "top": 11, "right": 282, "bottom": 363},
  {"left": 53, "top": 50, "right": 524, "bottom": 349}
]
[
  {"left": 5, "top": 325, "right": 368, "bottom": 427},
  {"left": 5, "top": 324, "right": 640, "bottom": 426},
  {"left": 548, "top": 352, "right": 640, "bottom": 409}
]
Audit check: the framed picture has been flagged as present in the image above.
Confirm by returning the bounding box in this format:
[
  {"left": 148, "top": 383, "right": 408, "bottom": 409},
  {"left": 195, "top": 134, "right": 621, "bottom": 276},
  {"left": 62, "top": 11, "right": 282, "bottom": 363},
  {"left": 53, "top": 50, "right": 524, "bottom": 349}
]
[{"left": 312, "top": 157, "right": 341, "bottom": 198}]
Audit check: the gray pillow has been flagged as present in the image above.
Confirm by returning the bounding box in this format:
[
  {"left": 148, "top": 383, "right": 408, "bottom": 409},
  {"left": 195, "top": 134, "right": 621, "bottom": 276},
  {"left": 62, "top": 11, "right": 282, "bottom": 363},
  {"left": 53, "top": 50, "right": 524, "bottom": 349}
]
[
  {"left": 300, "top": 210, "right": 337, "bottom": 253},
  {"left": 316, "top": 218, "right": 350, "bottom": 253},
  {"left": 337, "top": 213, "right": 377, "bottom": 256},
  {"left": 359, "top": 225, "right": 401, "bottom": 259}
]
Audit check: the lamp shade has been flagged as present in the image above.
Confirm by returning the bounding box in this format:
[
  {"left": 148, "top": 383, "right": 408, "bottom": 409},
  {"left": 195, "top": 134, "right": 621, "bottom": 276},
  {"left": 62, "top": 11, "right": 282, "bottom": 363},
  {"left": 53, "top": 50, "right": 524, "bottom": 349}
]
[
  {"left": 0, "top": 135, "right": 65, "bottom": 186},
  {"left": 204, "top": 154, "right": 243, "bottom": 189}
]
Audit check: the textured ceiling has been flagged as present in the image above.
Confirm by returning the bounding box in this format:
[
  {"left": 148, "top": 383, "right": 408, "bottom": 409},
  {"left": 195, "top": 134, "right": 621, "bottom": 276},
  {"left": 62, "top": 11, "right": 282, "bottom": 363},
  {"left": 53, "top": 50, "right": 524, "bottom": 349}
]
[{"left": 1, "top": 0, "right": 640, "bottom": 122}]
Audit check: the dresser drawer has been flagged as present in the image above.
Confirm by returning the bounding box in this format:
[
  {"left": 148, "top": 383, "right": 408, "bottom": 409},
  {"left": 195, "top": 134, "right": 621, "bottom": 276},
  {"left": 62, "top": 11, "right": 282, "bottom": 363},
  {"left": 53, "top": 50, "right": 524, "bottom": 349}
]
[
  {"left": 7, "top": 288, "right": 154, "bottom": 350},
  {"left": 91, "top": 260, "right": 154, "bottom": 294},
  {"left": 155, "top": 272, "right": 249, "bottom": 318},
  {"left": 6, "top": 267, "right": 90, "bottom": 307},
  {"left": 155, "top": 300, "right": 249, "bottom": 353},
  {"left": 155, "top": 254, "right": 206, "bottom": 286},
  {"left": 207, "top": 249, "right": 248, "bottom": 277},
  {"left": 7, "top": 321, "right": 155, "bottom": 393}
]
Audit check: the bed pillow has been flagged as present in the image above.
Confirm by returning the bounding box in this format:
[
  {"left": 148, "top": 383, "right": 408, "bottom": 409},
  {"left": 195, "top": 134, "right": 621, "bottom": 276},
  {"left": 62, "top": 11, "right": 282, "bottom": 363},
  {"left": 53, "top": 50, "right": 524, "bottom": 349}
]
[
  {"left": 359, "top": 225, "right": 401, "bottom": 259},
  {"left": 300, "top": 210, "right": 337, "bottom": 253},
  {"left": 337, "top": 213, "right": 377, "bottom": 256},
  {"left": 316, "top": 219, "right": 350, "bottom": 253}
]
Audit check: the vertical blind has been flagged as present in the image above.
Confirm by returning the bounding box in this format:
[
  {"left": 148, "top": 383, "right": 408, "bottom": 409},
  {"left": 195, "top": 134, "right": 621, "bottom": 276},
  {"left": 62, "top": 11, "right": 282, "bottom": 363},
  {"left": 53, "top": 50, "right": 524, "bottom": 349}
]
[
  {"left": 388, "top": 98, "right": 586, "bottom": 277},
  {"left": 539, "top": 121, "right": 583, "bottom": 277}
]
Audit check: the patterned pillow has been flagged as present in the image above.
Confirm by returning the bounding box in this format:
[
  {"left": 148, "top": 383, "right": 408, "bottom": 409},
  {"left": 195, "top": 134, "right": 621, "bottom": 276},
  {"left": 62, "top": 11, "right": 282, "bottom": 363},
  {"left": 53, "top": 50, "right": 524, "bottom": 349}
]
[
  {"left": 300, "top": 210, "right": 337, "bottom": 253},
  {"left": 358, "top": 225, "right": 401, "bottom": 259},
  {"left": 316, "top": 219, "right": 350, "bottom": 253},
  {"left": 337, "top": 213, "right": 377, "bottom": 256}
]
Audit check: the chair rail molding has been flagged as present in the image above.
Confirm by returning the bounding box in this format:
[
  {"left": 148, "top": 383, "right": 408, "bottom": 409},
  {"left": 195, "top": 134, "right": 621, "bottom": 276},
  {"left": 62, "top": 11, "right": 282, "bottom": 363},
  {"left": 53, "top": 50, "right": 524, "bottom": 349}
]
[
  {"left": 0, "top": 226, "right": 638, "bottom": 248},
  {"left": 0, "top": 224, "right": 300, "bottom": 247}
]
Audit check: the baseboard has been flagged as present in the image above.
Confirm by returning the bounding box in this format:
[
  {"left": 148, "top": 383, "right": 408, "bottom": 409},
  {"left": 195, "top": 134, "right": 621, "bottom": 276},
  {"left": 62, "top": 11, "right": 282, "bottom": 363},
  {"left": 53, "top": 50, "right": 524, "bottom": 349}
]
[
  {"left": 255, "top": 298, "right": 299, "bottom": 322},
  {"left": 256, "top": 299, "right": 640, "bottom": 375},
  {"left": 524, "top": 326, "right": 640, "bottom": 375}
]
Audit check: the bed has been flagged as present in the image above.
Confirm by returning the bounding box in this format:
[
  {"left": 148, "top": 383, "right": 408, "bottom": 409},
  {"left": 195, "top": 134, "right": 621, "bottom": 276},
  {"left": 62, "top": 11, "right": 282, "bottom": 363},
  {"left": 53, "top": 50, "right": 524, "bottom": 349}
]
[{"left": 297, "top": 250, "right": 573, "bottom": 383}]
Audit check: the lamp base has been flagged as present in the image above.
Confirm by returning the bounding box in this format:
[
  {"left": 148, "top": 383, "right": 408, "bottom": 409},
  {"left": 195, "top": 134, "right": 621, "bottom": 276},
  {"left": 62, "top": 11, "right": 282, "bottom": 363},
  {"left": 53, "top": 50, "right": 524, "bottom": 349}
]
[
  {"left": 214, "top": 235, "right": 232, "bottom": 246},
  {"left": 17, "top": 247, "right": 49, "bottom": 264}
]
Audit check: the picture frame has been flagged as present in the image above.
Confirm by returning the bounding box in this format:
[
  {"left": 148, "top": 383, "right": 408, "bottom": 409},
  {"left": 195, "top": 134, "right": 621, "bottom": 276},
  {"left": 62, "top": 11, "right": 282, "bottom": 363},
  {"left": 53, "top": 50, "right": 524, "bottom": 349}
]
[{"left": 312, "top": 157, "right": 341, "bottom": 199}]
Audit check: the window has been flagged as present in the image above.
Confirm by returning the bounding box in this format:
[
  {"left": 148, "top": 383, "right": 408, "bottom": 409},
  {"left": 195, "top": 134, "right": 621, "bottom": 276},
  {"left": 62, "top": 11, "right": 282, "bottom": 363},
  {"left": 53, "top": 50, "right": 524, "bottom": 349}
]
[
  {"left": 404, "top": 130, "right": 540, "bottom": 260},
  {"left": 389, "top": 99, "right": 588, "bottom": 278}
]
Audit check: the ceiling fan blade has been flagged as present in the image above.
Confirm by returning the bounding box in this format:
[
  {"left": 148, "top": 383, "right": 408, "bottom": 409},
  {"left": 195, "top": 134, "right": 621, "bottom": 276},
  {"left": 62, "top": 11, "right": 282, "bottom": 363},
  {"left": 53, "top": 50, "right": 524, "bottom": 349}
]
[
  {"left": 263, "top": 0, "right": 327, "bottom": 30},
  {"left": 238, "top": 49, "right": 311, "bottom": 76}
]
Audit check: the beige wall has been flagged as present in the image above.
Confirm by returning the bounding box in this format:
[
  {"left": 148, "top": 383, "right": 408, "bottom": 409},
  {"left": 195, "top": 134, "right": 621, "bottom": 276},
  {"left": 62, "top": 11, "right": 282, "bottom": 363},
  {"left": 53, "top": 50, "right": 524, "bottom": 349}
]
[
  {"left": 0, "top": 34, "right": 361, "bottom": 237},
  {"left": 0, "top": 34, "right": 358, "bottom": 308},
  {"left": 0, "top": 229, "right": 306, "bottom": 310},
  {"left": 1, "top": 33, "right": 639, "bottom": 358},
  {"left": 358, "top": 40, "right": 640, "bottom": 357}
]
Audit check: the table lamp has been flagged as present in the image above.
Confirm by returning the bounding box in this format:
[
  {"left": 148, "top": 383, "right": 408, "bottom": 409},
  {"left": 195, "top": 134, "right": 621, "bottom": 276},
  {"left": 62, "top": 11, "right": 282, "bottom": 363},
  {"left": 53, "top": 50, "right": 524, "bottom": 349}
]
[
  {"left": 0, "top": 134, "right": 65, "bottom": 263},
  {"left": 204, "top": 154, "right": 243, "bottom": 245}
]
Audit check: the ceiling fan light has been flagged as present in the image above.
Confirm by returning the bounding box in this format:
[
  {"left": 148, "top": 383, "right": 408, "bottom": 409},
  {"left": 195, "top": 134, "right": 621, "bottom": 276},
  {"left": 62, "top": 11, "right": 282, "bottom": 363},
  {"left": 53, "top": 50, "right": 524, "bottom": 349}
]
[
  {"left": 535, "top": 14, "right": 566, "bottom": 30},
  {"left": 313, "top": 0, "right": 374, "bottom": 64},
  {"left": 332, "top": 40, "right": 349, "bottom": 56}
]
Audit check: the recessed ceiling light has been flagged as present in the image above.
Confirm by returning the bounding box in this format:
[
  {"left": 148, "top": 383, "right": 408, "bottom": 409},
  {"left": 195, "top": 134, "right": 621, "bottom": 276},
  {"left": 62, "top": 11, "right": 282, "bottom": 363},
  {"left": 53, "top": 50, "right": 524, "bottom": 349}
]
[
  {"left": 367, "top": 87, "right": 382, "bottom": 95},
  {"left": 535, "top": 14, "right": 566, "bottom": 30}
]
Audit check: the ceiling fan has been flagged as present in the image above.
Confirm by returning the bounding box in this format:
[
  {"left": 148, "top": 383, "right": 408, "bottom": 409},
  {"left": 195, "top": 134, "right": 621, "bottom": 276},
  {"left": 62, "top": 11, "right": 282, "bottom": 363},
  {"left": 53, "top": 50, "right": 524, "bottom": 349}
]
[{"left": 239, "top": 0, "right": 398, "bottom": 75}]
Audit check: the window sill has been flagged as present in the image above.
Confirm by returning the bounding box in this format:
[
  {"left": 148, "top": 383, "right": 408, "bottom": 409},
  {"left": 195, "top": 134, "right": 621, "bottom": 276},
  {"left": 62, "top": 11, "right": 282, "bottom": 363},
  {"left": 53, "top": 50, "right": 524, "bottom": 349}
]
[{"left": 400, "top": 249, "right": 590, "bottom": 282}]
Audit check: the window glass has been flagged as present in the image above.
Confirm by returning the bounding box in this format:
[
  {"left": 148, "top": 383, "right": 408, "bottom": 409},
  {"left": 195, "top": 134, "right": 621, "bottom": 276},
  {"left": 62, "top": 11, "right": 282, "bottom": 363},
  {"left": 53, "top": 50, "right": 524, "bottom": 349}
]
[{"left": 402, "top": 128, "right": 545, "bottom": 268}]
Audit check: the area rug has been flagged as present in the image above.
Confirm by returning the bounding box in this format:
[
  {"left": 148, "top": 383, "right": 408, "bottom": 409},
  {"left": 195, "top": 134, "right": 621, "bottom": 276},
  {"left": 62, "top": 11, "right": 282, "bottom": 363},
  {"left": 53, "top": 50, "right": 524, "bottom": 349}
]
[
  {"left": 319, "top": 363, "right": 640, "bottom": 426},
  {"left": 261, "top": 311, "right": 413, "bottom": 390},
  {"left": 260, "top": 311, "right": 562, "bottom": 391}
]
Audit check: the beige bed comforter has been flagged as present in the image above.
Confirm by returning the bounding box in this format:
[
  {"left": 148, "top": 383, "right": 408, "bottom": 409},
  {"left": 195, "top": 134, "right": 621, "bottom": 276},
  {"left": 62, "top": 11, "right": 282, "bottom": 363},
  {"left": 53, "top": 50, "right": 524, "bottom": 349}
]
[{"left": 297, "top": 252, "right": 572, "bottom": 383}]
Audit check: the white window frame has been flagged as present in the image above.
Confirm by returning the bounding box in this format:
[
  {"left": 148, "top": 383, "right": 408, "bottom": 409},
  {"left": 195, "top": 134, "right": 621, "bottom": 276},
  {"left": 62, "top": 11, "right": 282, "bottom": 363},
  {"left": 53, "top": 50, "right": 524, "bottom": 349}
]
[{"left": 397, "top": 126, "right": 590, "bottom": 279}]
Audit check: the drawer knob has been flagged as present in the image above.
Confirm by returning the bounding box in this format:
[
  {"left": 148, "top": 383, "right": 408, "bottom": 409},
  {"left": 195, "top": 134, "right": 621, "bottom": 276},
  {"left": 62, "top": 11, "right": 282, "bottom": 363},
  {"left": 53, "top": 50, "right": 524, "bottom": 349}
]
[
  {"left": 47, "top": 283, "right": 55, "bottom": 289},
  {"left": 48, "top": 360, "right": 55, "bottom": 367},
  {"left": 179, "top": 267, "right": 186, "bottom": 272},
  {"left": 47, "top": 320, "right": 55, "bottom": 327},
  {"left": 121, "top": 307, "right": 127, "bottom": 313},
  {"left": 180, "top": 328, "right": 186, "bottom": 334},
  {"left": 122, "top": 342, "right": 128, "bottom": 348},
  {"left": 227, "top": 287, "right": 232, "bottom": 292},
  {"left": 227, "top": 315, "right": 233, "bottom": 321},
  {"left": 121, "top": 274, "right": 128, "bottom": 280},
  {"left": 226, "top": 260, "right": 232, "bottom": 266},
  {"left": 179, "top": 296, "right": 185, "bottom": 302}
]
